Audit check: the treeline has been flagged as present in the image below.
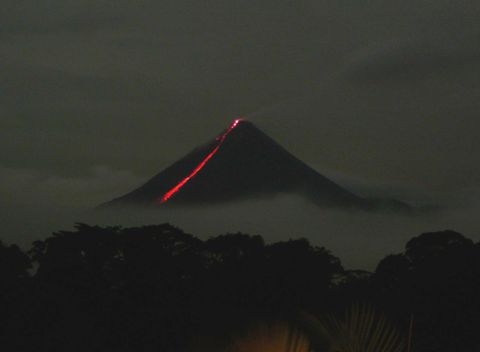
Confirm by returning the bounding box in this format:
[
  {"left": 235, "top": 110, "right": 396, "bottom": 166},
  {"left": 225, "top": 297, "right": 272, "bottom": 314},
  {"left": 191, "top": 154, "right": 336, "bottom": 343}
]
[{"left": 0, "top": 224, "right": 479, "bottom": 351}]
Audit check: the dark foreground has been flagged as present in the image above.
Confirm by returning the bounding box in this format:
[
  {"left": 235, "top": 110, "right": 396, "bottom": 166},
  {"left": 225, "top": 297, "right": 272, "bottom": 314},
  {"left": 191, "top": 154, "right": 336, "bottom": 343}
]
[{"left": 1, "top": 224, "right": 479, "bottom": 351}]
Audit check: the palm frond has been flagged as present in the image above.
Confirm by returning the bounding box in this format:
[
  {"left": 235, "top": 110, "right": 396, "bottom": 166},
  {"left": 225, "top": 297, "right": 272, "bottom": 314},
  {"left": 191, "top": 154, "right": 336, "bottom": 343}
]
[{"left": 305, "top": 304, "right": 406, "bottom": 352}]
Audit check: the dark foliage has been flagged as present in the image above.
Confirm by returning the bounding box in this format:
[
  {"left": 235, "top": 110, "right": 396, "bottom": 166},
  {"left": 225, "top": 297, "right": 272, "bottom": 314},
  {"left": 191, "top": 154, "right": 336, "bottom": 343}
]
[
  {"left": 0, "top": 226, "right": 479, "bottom": 351},
  {"left": 370, "top": 230, "right": 480, "bottom": 352}
]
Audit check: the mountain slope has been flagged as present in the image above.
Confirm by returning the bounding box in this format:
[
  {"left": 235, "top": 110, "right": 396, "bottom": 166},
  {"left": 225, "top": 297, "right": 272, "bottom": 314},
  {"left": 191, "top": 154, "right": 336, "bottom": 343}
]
[{"left": 103, "top": 119, "right": 410, "bottom": 212}]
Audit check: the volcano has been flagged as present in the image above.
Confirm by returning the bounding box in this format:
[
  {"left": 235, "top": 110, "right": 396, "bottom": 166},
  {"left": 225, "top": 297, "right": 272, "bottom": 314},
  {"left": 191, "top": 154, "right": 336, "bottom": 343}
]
[{"left": 103, "top": 119, "right": 410, "bottom": 212}]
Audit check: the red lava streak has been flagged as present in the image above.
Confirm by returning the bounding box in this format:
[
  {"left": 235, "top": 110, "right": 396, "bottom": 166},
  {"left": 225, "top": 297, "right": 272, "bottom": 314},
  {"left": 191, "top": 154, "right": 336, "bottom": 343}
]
[{"left": 159, "top": 118, "right": 243, "bottom": 203}]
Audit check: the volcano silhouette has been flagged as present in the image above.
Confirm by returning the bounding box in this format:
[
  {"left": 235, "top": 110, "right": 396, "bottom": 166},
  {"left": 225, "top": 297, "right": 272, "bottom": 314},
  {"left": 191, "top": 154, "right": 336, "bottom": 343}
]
[{"left": 104, "top": 119, "right": 410, "bottom": 212}]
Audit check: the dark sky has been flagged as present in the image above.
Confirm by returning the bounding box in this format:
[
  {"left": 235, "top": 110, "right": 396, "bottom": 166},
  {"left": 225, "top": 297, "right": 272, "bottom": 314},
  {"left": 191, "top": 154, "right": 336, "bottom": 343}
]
[{"left": 1, "top": 1, "right": 480, "bottom": 267}]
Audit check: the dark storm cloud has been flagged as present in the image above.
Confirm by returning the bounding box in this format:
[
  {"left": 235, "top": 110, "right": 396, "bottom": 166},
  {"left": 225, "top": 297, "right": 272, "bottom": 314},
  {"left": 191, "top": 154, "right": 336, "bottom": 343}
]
[
  {"left": 0, "top": 15, "right": 127, "bottom": 35},
  {"left": 0, "top": 65, "right": 165, "bottom": 107},
  {"left": 0, "top": 64, "right": 187, "bottom": 174},
  {"left": 0, "top": 0, "right": 131, "bottom": 35},
  {"left": 347, "top": 35, "right": 480, "bottom": 83}
]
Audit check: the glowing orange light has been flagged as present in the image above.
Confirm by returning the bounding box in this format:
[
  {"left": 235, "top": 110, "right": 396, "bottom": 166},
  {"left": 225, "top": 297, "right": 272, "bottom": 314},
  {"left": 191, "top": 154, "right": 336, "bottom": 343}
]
[
  {"left": 229, "top": 322, "right": 310, "bottom": 352},
  {"left": 159, "top": 118, "right": 244, "bottom": 203}
]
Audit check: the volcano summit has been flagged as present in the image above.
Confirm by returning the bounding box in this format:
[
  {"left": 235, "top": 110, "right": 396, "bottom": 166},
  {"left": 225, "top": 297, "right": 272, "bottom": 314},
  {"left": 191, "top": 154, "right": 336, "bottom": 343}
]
[{"left": 103, "top": 119, "right": 410, "bottom": 212}]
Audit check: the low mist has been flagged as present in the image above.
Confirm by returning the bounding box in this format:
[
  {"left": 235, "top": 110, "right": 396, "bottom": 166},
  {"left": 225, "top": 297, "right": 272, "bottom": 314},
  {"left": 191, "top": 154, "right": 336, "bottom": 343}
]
[{"left": 2, "top": 193, "right": 479, "bottom": 270}]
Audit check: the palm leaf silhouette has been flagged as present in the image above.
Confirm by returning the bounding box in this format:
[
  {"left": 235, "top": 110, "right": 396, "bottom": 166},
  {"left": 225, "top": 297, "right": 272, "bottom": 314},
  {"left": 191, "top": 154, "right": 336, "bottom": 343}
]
[{"left": 305, "top": 304, "right": 406, "bottom": 352}]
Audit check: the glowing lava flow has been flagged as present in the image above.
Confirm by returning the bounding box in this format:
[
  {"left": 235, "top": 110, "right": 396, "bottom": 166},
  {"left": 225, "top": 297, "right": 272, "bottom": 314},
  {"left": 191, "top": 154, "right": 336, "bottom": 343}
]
[{"left": 159, "top": 118, "right": 243, "bottom": 203}]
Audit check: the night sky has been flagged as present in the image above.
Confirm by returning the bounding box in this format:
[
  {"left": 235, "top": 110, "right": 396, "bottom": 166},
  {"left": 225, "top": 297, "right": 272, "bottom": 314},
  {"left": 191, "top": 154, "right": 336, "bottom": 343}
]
[{"left": 1, "top": 0, "right": 480, "bottom": 268}]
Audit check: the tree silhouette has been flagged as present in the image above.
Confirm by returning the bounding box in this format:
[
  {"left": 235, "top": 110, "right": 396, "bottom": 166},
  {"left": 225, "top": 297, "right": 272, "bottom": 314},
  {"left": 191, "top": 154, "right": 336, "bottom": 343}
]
[
  {"left": 0, "top": 241, "right": 31, "bottom": 284},
  {"left": 0, "top": 225, "right": 479, "bottom": 352},
  {"left": 371, "top": 230, "right": 480, "bottom": 352}
]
